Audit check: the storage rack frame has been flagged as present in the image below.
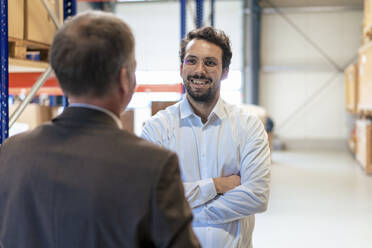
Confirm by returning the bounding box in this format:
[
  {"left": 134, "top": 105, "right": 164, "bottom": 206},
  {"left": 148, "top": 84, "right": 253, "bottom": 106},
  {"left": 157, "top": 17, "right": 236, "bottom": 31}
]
[{"left": 0, "top": 0, "right": 77, "bottom": 144}]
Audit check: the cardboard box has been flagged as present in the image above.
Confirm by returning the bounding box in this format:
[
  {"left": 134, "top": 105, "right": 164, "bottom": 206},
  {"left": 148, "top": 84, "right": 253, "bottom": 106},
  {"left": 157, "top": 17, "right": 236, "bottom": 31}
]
[
  {"left": 120, "top": 110, "right": 134, "bottom": 134},
  {"left": 151, "top": 101, "right": 178, "bottom": 116},
  {"left": 240, "top": 104, "right": 267, "bottom": 125},
  {"left": 344, "top": 63, "right": 359, "bottom": 113},
  {"left": 364, "top": 0, "right": 372, "bottom": 38},
  {"left": 349, "top": 124, "right": 357, "bottom": 154},
  {"left": 25, "top": 0, "right": 63, "bottom": 45},
  {"left": 51, "top": 106, "right": 64, "bottom": 118},
  {"left": 9, "top": 104, "right": 52, "bottom": 130},
  {"left": 358, "top": 43, "right": 372, "bottom": 113},
  {"left": 355, "top": 119, "right": 372, "bottom": 174},
  {"left": 8, "top": 0, "right": 24, "bottom": 39}
]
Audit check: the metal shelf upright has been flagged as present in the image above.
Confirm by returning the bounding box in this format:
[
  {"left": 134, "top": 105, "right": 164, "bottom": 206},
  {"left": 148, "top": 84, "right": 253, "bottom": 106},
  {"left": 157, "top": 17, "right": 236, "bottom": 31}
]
[
  {"left": 180, "top": 0, "right": 186, "bottom": 40},
  {"left": 0, "top": 0, "right": 9, "bottom": 143},
  {"left": 196, "top": 0, "right": 204, "bottom": 28},
  {"left": 64, "top": 0, "right": 77, "bottom": 20},
  {"left": 62, "top": 0, "right": 77, "bottom": 107}
]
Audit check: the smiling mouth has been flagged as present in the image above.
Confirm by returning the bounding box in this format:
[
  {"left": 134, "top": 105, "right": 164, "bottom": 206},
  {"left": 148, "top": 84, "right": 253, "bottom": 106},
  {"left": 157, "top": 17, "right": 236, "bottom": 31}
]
[
  {"left": 189, "top": 77, "right": 212, "bottom": 85},
  {"left": 191, "top": 79, "right": 207, "bottom": 85}
]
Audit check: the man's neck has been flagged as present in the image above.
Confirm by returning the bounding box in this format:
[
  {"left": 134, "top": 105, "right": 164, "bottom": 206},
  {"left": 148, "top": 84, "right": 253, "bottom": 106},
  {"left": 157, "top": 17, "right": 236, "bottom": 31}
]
[
  {"left": 68, "top": 96, "right": 121, "bottom": 117},
  {"left": 186, "top": 95, "right": 219, "bottom": 124}
]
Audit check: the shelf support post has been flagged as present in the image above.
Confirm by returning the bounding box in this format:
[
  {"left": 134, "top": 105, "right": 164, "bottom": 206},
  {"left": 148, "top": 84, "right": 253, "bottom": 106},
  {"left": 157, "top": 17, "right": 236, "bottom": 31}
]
[
  {"left": 242, "top": 0, "right": 261, "bottom": 104},
  {"left": 0, "top": 0, "right": 9, "bottom": 143},
  {"left": 210, "top": 0, "right": 215, "bottom": 27},
  {"left": 61, "top": 0, "right": 77, "bottom": 107},
  {"left": 180, "top": 0, "right": 186, "bottom": 40},
  {"left": 196, "top": 0, "right": 204, "bottom": 28}
]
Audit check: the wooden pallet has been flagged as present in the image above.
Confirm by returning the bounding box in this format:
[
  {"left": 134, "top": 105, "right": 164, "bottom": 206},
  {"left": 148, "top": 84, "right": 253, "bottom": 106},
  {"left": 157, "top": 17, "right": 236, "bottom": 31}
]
[
  {"left": 8, "top": 37, "right": 50, "bottom": 63},
  {"left": 355, "top": 119, "right": 372, "bottom": 174},
  {"left": 364, "top": 23, "right": 372, "bottom": 41},
  {"left": 363, "top": 34, "right": 371, "bottom": 45}
]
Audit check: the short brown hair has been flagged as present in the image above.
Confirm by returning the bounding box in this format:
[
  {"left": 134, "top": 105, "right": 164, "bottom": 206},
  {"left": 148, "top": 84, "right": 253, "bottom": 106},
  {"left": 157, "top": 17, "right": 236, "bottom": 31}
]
[
  {"left": 51, "top": 11, "right": 134, "bottom": 97},
  {"left": 179, "top": 26, "right": 232, "bottom": 70}
]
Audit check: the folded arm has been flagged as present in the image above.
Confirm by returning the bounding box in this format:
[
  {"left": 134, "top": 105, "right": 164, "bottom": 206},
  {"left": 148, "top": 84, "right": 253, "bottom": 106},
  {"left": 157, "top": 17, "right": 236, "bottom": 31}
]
[
  {"left": 192, "top": 120, "right": 271, "bottom": 225},
  {"left": 142, "top": 119, "right": 247, "bottom": 211},
  {"left": 142, "top": 120, "right": 218, "bottom": 208},
  {"left": 183, "top": 174, "right": 241, "bottom": 208}
]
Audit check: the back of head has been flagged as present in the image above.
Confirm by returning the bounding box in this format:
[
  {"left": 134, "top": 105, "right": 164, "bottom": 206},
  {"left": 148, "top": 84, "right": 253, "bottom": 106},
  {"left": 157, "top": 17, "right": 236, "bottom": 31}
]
[{"left": 51, "top": 11, "right": 135, "bottom": 98}]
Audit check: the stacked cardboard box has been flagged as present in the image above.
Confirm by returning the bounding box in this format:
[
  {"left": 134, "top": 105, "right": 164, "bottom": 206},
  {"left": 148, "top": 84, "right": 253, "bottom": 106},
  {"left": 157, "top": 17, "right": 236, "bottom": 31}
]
[
  {"left": 360, "top": 0, "right": 372, "bottom": 115},
  {"left": 151, "top": 101, "right": 178, "bottom": 116},
  {"left": 8, "top": 0, "right": 24, "bottom": 39},
  {"left": 358, "top": 43, "right": 372, "bottom": 114},
  {"left": 25, "top": 0, "right": 63, "bottom": 45},
  {"left": 8, "top": 0, "right": 63, "bottom": 67},
  {"left": 9, "top": 104, "right": 53, "bottom": 131},
  {"left": 120, "top": 110, "right": 135, "bottom": 134},
  {"left": 364, "top": 0, "right": 372, "bottom": 39},
  {"left": 355, "top": 119, "right": 372, "bottom": 174},
  {"left": 9, "top": 0, "right": 62, "bottom": 44},
  {"left": 344, "top": 63, "right": 358, "bottom": 113},
  {"left": 346, "top": 1, "right": 372, "bottom": 174}
]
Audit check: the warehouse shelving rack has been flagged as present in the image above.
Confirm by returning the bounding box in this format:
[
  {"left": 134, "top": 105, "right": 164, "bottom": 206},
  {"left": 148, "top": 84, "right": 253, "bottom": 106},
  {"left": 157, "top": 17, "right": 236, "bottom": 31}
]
[{"left": 1, "top": 0, "right": 77, "bottom": 144}]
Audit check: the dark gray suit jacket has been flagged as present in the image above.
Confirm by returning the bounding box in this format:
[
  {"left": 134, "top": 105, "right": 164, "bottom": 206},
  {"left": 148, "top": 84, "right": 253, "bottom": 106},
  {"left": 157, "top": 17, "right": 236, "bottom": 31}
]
[{"left": 0, "top": 107, "right": 200, "bottom": 248}]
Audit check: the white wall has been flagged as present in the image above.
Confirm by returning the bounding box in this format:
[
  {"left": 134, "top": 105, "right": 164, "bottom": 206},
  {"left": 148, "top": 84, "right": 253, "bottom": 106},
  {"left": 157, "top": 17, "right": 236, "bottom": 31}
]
[
  {"left": 115, "top": 2, "right": 180, "bottom": 71},
  {"left": 260, "top": 10, "right": 363, "bottom": 140}
]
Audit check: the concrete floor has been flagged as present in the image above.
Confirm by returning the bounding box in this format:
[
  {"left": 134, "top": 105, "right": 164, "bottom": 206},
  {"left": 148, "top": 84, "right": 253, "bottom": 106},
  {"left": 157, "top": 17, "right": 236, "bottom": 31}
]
[{"left": 254, "top": 150, "right": 372, "bottom": 248}]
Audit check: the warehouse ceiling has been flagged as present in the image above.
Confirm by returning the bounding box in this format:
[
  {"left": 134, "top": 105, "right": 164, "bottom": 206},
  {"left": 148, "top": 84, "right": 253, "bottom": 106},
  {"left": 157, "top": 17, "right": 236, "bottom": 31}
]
[{"left": 259, "top": 0, "right": 363, "bottom": 8}]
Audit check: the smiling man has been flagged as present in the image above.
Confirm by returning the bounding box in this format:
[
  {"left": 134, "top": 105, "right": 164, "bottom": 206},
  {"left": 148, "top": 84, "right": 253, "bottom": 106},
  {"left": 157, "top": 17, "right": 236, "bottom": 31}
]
[{"left": 141, "top": 27, "right": 271, "bottom": 248}]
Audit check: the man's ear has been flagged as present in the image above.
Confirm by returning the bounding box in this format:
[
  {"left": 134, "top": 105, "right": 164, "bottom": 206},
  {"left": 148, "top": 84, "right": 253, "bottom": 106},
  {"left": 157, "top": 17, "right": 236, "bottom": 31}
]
[
  {"left": 118, "top": 67, "right": 130, "bottom": 95},
  {"left": 221, "top": 68, "right": 229, "bottom": 80}
]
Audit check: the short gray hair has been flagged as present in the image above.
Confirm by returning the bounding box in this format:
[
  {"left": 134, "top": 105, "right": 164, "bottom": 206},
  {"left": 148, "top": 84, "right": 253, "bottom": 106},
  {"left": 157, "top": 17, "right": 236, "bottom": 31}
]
[{"left": 51, "top": 11, "right": 135, "bottom": 97}]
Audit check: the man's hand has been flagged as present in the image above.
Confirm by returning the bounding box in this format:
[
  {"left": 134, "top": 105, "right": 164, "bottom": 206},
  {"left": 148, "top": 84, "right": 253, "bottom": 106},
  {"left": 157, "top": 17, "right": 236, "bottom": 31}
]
[{"left": 213, "top": 175, "right": 241, "bottom": 194}]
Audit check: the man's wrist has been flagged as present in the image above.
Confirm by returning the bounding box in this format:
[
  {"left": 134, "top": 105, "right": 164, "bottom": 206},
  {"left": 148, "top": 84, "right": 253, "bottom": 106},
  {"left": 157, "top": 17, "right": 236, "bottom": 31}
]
[{"left": 212, "top": 178, "right": 221, "bottom": 194}]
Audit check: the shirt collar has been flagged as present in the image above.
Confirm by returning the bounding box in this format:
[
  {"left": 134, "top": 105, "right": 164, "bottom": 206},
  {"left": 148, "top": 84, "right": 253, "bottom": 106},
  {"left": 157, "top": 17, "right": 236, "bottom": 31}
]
[
  {"left": 180, "top": 95, "right": 194, "bottom": 120},
  {"left": 212, "top": 96, "right": 227, "bottom": 120},
  {"left": 69, "top": 103, "right": 123, "bottom": 129},
  {"left": 179, "top": 95, "right": 227, "bottom": 121}
]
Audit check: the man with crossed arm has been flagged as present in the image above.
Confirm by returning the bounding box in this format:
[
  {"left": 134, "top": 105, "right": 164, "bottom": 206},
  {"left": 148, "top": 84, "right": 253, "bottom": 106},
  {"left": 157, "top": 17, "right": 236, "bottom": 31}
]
[{"left": 141, "top": 26, "right": 271, "bottom": 248}]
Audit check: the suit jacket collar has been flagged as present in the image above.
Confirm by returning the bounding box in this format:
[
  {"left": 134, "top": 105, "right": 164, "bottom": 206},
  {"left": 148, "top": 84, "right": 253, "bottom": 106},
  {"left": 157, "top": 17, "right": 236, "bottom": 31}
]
[
  {"left": 68, "top": 103, "right": 123, "bottom": 129},
  {"left": 52, "top": 107, "right": 120, "bottom": 130}
]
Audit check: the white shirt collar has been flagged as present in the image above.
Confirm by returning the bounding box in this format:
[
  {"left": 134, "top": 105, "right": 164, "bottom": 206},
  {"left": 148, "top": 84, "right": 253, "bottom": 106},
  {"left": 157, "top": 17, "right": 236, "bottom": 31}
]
[
  {"left": 68, "top": 103, "right": 123, "bottom": 129},
  {"left": 180, "top": 95, "right": 226, "bottom": 121}
]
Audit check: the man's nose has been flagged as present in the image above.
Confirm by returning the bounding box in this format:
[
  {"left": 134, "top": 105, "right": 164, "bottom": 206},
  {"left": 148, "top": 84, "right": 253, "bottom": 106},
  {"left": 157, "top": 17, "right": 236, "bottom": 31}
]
[{"left": 195, "top": 61, "right": 207, "bottom": 74}]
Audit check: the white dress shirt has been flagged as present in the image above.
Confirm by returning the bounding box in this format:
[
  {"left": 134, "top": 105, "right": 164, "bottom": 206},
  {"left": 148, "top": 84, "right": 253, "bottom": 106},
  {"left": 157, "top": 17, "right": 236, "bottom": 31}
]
[{"left": 141, "top": 96, "right": 270, "bottom": 248}]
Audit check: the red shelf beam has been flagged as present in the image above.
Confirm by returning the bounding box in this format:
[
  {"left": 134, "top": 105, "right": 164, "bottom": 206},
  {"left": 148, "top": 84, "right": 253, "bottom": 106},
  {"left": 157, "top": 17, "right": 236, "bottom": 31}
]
[{"left": 9, "top": 72, "right": 183, "bottom": 96}]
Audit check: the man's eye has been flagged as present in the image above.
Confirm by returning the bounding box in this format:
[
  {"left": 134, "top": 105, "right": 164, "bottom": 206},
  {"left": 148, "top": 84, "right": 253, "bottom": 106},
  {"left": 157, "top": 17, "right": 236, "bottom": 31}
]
[
  {"left": 185, "top": 58, "right": 196, "bottom": 64},
  {"left": 205, "top": 60, "right": 217, "bottom": 66}
]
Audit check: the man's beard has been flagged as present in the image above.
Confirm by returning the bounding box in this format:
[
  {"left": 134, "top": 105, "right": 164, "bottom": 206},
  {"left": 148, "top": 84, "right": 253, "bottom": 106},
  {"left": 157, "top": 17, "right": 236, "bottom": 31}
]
[{"left": 184, "top": 75, "right": 219, "bottom": 103}]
